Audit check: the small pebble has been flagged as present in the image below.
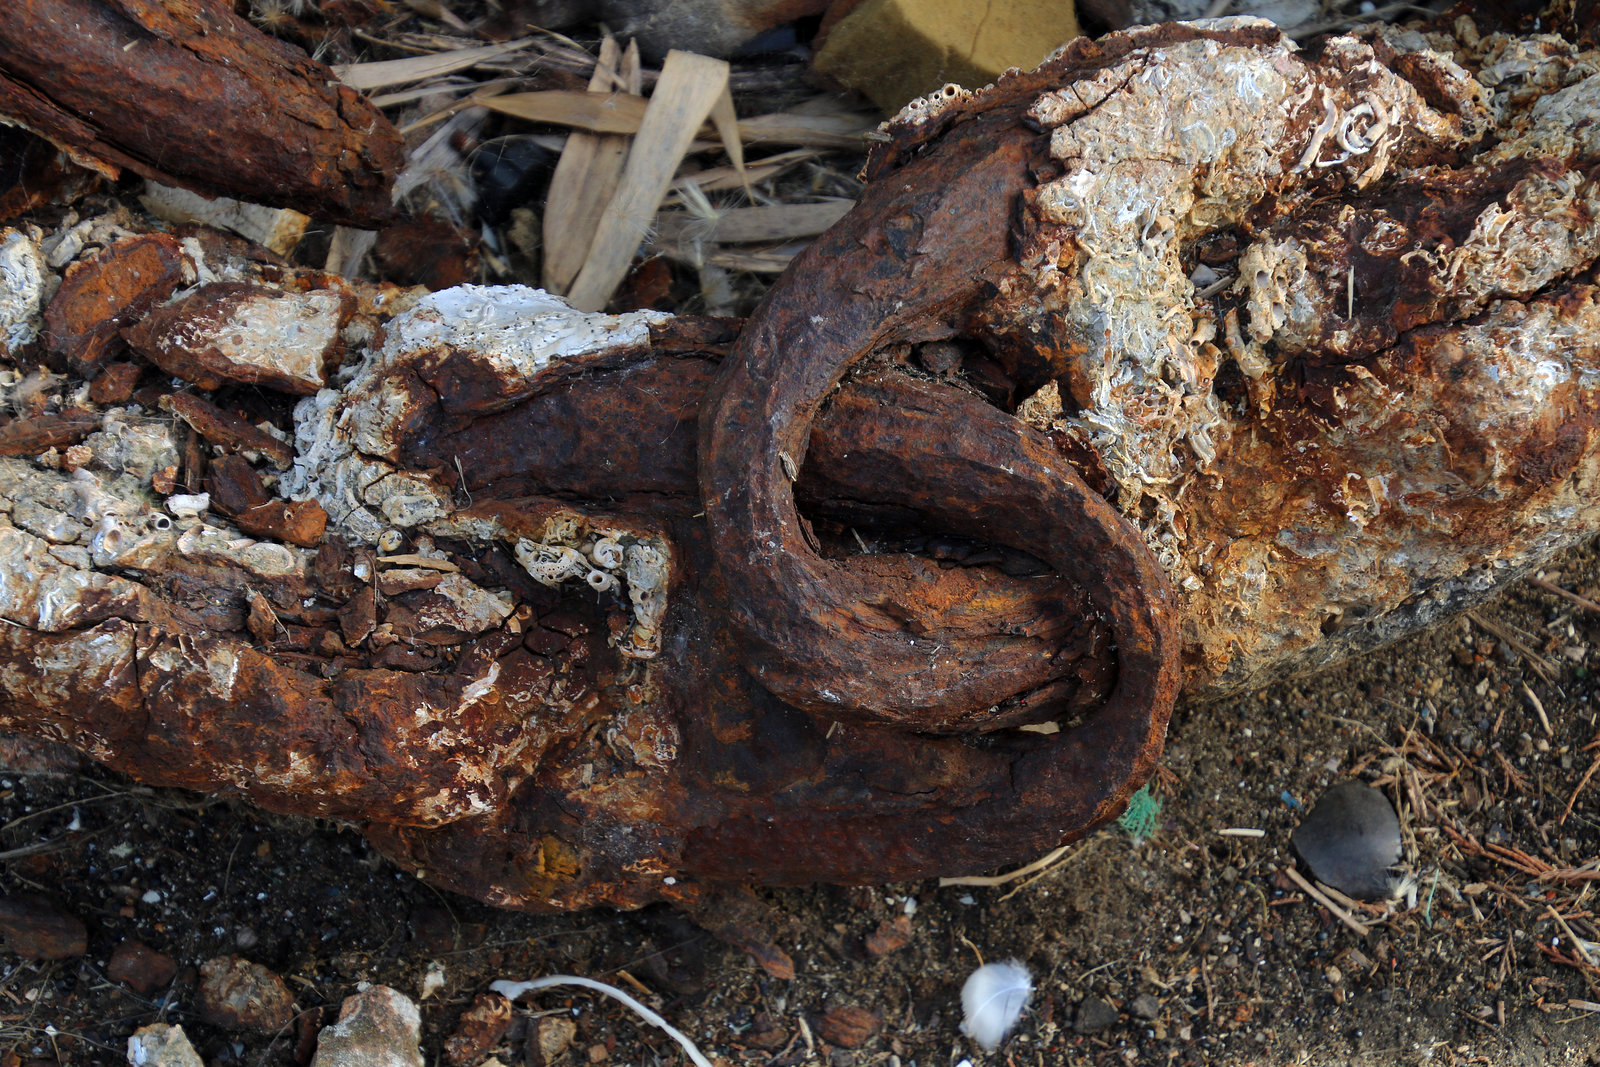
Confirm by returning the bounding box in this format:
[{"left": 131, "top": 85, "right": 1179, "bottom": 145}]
[
  {"left": 311, "top": 986, "right": 423, "bottom": 1067},
  {"left": 108, "top": 940, "right": 178, "bottom": 994},
  {"left": 1074, "top": 996, "right": 1119, "bottom": 1034},
  {"left": 197, "top": 956, "right": 296, "bottom": 1032},
  {"left": 1129, "top": 993, "right": 1161, "bottom": 1020},
  {"left": 0, "top": 895, "right": 86, "bottom": 959},
  {"left": 127, "top": 1023, "right": 204, "bottom": 1067}
]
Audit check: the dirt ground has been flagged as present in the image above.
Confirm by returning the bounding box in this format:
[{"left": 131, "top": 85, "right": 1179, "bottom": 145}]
[
  {"left": 5, "top": 3, "right": 1600, "bottom": 1065},
  {"left": 3, "top": 535, "right": 1599, "bottom": 1067}
]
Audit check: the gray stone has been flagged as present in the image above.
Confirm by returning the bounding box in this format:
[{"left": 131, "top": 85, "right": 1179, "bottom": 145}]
[
  {"left": 311, "top": 985, "right": 424, "bottom": 1067},
  {"left": 1129, "top": 993, "right": 1161, "bottom": 1020},
  {"left": 1074, "top": 996, "right": 1119, "bottom": 1034},
  {"left": 126, "top": 1024, "right": 204, "bottom": 1067}
]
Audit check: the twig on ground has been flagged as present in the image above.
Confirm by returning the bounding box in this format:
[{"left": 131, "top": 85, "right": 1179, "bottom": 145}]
[
  {"left": 1467, "top": 611, "right": 1555, "bottom": 682},
  {"left": 1529, "top": 576, "right": 1600, "bottom": 615},
  {"left": 1521, "top": 682, "right": 1554, "bottom": 737},
  {"left": 940, "top": 845, "right": 1073, "bottom": 888},
  {"left": 1283, "top": 866, "right": 1373, "bottom": 937},
  {"left": 1561, "top": 753, "right": 1600, "bottom": 825},
  {"left": 1545, "top": 906, "right": 1597, "bottom": 966}
]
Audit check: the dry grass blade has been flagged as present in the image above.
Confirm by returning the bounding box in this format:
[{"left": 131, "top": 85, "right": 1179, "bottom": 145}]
[
  {"left": 653, "top": 200, "right": 854, "bottom": 246},
  {"left": 334, "top": 38, "right": 534, "bottom": 92},
  {"left": 543, "top": 37, "right": 636, "bottom": 295},
  {"left": 567, "top": 50, "right": 733, "bottom": 313},
  {"left": 1561, "top": 751, "right": 1600, "bottom": 825},
  {"left": 480, "top": 90, "right": 650, "bottom": 134},
  {"left": 700, "top": 247, "right": 810, "bottom": 273},
  {"left": 737, "top": 111, "right": 877, "bottom": 149},
  {"left": 481, "top": 100, "right": 862, "bottom": 152},
  {"left": 667, "top": 148, "right": 819, "bottom": 197},
  {"left": 708, "top": 85, "right": 748, "bottom": 196},
  {"left": 939, "top": 845, "right": 1073, "bottom": 888}
]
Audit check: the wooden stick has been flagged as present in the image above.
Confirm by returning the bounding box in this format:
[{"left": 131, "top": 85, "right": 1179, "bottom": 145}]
[
  {"left": 333, "top": 38, "right": 534, "bottom": 92},
  {"left": 567, "top": 51, "right": 732, "bottom": 313},
  {"left": 1529, "top": 575, "right": 1600, "bottom": 615},
  {"left": 1561, "top": 752, "right": 1600, "bottom": 825},
  {"left": 938, "top": 844, "right": 1071, "bottom": 887},
  {"left": 1546, "top": 905, "right": 1597, "bottom": 965},
  {"left": 1283, "top": 865, "right": 1372, "bottom": 937}
]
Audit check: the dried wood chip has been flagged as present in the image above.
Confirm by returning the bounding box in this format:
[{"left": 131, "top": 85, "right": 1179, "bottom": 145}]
[
  {"left": 543, "top": 37, "right": 637, "bottom": 296},
  {"left": 480, "top": 90, "right": 651, "bottom": 135},
  {"left": 0, "top": 411, "right": 99, "bottom": 456},
  {"left": 333, "top": 38, "right": 534, "bottom": 92},
  {"left": 566, "top": 51, "right": 734, "bottom": 313},
  {"left": 653, "top": 200, "right": 853, "bottom": 246}
]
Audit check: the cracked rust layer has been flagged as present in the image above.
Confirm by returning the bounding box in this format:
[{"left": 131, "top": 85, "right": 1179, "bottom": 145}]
[
  {"left": 0, "top": 0, "right": 402, "bottom": 228},
  {"left": 2, "top": 16, "right": 1600, "bottom": 912}
]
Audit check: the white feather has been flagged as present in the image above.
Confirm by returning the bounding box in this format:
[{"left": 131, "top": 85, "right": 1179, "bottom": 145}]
[{"left": 960, "top": 960, "right": 1033, "bottom": 1051}]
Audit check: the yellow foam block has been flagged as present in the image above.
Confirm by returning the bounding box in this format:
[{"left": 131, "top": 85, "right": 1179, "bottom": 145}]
[{"left": 814, "top": 0, "right": 1080, "bottom": 114}]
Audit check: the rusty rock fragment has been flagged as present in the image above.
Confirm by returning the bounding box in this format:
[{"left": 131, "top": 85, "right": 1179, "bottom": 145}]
[
  {"left": 442, "top": 992, "right": 515, "bottom": 1066},
  {"left": 107, "top": 939, "right": 180, "bottom": 995},
  {"left": 123, "top": 282, "right": 354, "bottom": 395},
  {"left": 44, "top": 233, "right": 188, "bottom": 376},
  {"left": 0, "top": 894, "right": 87, "bottom": 959},
  {"left": 197, "top": 956, "right": 297, "bottom": 1032},
  {"left": 162, "top": 393, "right": 298, "bottom": 471},
  {"left": 2, "top": 17, "right": 1600, "bottom": 916},
  {"left": 0, "top": 0, "right": 402, "bottom": 227}
]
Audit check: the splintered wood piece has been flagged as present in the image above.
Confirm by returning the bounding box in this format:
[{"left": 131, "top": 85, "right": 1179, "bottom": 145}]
[
  {"left": 140, "top": 183, "right": 310, "bottom": 259},
  {"left": 159, "top": 393, "right": 296, "bottom": 470},
  {"left": 566, "top": 50, "right": 734, "bottom": 312},
  {"left": 479, "top": 89, "right": 652, "bottom": 134},
  {"left": 543, "top": 37, "right": 636, "bottom": 296},
  {"left": 332, "top": 37, "right": 533, "bottom": 92},
  {"left": 0, "top": 0, "right": 402, "bottom": 227},
  {"left": 653, "top": 200, "right": 855, "bottom": 246},
  {"left": 0, "top": 412, "right": 100, "bottom": 457}
]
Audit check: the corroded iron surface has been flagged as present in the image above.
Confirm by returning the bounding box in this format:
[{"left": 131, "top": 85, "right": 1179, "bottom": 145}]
[
  {"left": 0, "top": 0, "right": 402, "bottom": 227},
  {"left": 2, "top": 15, "right": 1600, "bottom": 912}
]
